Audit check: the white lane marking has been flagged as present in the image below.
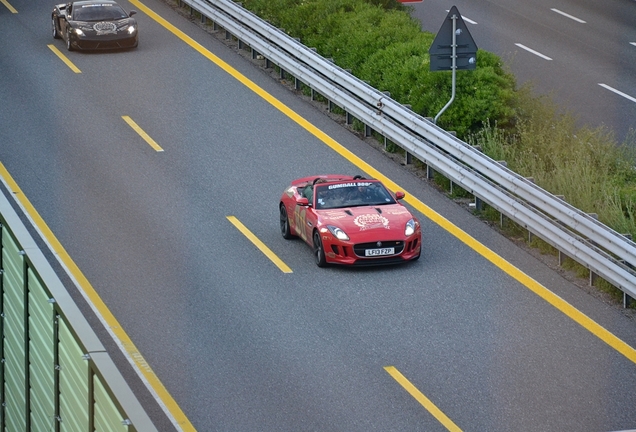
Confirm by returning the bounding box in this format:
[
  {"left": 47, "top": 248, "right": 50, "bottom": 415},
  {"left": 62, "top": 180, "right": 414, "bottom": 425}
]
[
  {"left": 514, "top": 43, "right": 553, "bottom": 60},
  {"left": 444, "top": 9, "right": 477, "bottom": 24},
  {"left": 551, "top": 8, "right": 586, "bottom": 23},
  {"left": 630, "top": 42, "right": 636, "bottom": 47},
  {"left": 598, "top": 84, "right": 636, "bottom": 104}
]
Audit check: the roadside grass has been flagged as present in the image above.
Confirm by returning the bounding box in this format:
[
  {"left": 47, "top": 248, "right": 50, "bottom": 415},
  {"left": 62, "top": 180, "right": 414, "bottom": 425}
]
[{"left": 468, "top": 88, "right": 636, "bottom": 239}]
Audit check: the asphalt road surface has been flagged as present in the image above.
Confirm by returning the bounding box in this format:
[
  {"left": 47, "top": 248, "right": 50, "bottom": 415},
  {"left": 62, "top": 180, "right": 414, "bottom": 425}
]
[{"left": 1, "top": 0, "right": 636, "bottom": 430}]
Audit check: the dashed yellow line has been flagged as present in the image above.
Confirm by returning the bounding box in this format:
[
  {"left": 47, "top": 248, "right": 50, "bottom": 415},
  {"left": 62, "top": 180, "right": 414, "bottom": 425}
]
[
  {"left": 385, "top": 366, "right": 462, "bottom": 432},
  {"left": 226, "top": 216, "right": 293, "bottom": 273},
  {"left": 47, "top": 44, "right": 81, "bottom": 73},
  {"left": 1, "top": 0, "right": 17, "bottom": 13},
  {"left": 122, "top": 116, "right": 164, "bottom": 152}
]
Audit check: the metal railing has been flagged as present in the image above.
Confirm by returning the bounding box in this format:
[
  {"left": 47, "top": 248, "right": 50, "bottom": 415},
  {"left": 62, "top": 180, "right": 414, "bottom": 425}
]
[
  {"left": 0, "top": 187, "right": 158, "bottom": 431},
  {"left": 181, "top": 0, "right": 636, "bottom": 301}
]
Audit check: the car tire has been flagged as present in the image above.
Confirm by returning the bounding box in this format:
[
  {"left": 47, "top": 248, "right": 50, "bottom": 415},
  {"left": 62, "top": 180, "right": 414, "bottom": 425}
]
[
  {"left": 66, "top": 29, "right": 73, "bottom": 51},
  {"left": 280, "top": 205, "right": 294, "bottom": 239},
  {"left": 52, "top": 18, "right": 60, "bottom": 39},
  {"left": 313, "top": 231, "right": 327, "bottom": 267}
]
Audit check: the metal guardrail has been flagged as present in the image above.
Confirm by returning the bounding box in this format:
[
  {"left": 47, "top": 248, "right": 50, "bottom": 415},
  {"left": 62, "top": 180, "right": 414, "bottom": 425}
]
[{"left": 182, "top": 0, "right": 636, "bottom": 299}]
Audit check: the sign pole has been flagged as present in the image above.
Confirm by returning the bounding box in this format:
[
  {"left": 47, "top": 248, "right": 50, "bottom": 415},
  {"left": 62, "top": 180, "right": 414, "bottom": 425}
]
[{"left": 434, "top": 13, "right": 457, "bottom": 124}]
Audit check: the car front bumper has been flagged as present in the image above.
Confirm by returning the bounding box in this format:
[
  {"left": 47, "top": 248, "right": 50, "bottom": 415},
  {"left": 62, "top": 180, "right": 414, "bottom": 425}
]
[
  {"left": 70, "top": 33, "right": 138, "bottom": 50},
  {"left": 322, "top": 233, "right": 421, "bottom": 266}
]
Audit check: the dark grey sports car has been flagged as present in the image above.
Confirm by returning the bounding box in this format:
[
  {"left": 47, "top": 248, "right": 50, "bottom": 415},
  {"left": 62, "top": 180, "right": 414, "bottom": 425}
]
[{"left": 52, "top": 0, "right": 138, "bottom": 51}]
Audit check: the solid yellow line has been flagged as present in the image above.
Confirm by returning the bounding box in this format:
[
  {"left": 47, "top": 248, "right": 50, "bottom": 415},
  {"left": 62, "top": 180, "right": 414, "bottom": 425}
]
[
  {"left": 226, "top": 216, "right": 293, "bottom": 273},
  {"left": 122, "top": 116, "right": 164, "bottom": 151},
  {"left": 47, "top": 44, "right": 81, "bottom": 73},
  {"left": 0, "top": 161, "right": 195, "bottom": 431},
  {"left": 384, "top": 366, "right": 462, "bottom": 432},
  {"left": 130, "top": 0, "right": 636, "bottom": 365},
  {"left": 1, "top": 0, "right": 17, "bottom": 13}
]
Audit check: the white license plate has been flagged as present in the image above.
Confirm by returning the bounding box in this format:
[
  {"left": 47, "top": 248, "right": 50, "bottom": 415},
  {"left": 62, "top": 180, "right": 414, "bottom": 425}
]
[{"left": 365, "top": 247, "right": 395, "bottom": 257}]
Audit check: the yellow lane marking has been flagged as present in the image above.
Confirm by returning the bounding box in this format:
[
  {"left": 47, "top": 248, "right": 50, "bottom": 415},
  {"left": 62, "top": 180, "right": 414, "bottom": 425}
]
[
  {"left": 122, "top": 116, "right": 164, "bottom": 151},
  {"left": 132, "top": 0, "right": 636, "bottom": 366},
  {"left": 0, "top": 162, "right": 194, "bottom": 431},
  {"left": 1, "top": 0, "right": 17, "bottom": 13},
  {"left": 385, "top": 366, "right": 462, "bottom": 432},
  {"left": 47, "top": 44, "right": 81, "bottom": 73},
  {"left": 226, "top": 216, "right": 293, "bottom": 273}
]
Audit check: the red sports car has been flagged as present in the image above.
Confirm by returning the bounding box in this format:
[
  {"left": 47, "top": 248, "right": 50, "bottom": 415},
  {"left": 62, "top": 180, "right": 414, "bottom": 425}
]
[{"left": 279, "top": 175, "right": 421, "bottom": 266}]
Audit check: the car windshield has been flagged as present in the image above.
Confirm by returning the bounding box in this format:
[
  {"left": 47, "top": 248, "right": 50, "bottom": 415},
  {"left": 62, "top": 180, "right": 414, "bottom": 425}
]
[
  {"left": 73, "top": 4, "right": 128, "bottom": 21},
  {"left": 314, "top": 181, "right": 396, "bottom": 210}
]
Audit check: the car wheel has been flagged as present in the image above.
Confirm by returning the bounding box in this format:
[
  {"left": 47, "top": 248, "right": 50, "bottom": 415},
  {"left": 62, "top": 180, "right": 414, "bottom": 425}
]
[
  {"left": 279, "top": 205, "right": 294, "bottom": 239},
  {"left": 66, "top": 29, "right": 73, "bottom": 51},
  {"left": 313, "top": 231, "right": 327, "bottom": 267},
  {"left": 52, "top": 18, "right": 60, "bottom": 39}
]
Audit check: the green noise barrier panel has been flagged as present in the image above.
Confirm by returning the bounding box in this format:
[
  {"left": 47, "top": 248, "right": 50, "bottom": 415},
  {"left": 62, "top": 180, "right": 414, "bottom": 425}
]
[{"left": 0, "top": 189, "right": 158, "bottom": 431}]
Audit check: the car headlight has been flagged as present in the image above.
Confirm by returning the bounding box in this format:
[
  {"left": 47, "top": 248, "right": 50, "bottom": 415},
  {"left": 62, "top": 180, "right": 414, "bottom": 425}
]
[
  {"left": 73, "top": 28, "right": 85, "bottom": 36},
  {"left": 327, "top": 225, "right": 349, "bottom": 241},
  {"left": 405, "top": 218, "right": 417, "bottom": 236},
  {"left": 127, "top": 25, "right": 137, "bottom": 35}
]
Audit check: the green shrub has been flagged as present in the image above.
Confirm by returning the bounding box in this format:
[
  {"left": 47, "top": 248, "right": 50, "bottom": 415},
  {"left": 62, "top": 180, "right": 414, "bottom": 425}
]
[{"left": 242, "top": 0, "right": 518, "bottom": 138}]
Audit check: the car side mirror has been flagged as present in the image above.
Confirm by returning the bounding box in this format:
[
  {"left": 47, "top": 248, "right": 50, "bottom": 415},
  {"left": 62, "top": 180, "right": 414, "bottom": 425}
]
[
  {"left": 129, "top": 10, "right": 136, "bottom": 16},
  {"left": 297, "top": 197, "right": 309, "bottom": 206},
  {"left": 395, "top": 191, "right": 405, "bottom": 200}
]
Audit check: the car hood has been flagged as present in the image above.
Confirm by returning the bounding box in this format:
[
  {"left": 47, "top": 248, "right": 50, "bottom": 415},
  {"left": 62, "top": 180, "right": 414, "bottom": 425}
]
[
  {"left": 317, "top": 204, "right": 414, "bottom": 238},
  {"left": 72, "top": 18, "right": 134, "bottom": 33}
]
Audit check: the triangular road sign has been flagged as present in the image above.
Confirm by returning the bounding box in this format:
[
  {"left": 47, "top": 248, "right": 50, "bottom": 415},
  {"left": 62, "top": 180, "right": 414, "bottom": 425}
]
[{"left": 429, "top": 6, "right": 477, "bottom": 71}]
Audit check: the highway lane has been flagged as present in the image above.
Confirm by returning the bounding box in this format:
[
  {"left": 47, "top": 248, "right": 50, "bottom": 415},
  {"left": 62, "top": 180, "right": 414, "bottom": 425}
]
[
  {"left": 2, "top": 0, "right": 636, "bottom": 430},
  {"left": 411, "top": 0, "right": 636, "bottom": 141}
]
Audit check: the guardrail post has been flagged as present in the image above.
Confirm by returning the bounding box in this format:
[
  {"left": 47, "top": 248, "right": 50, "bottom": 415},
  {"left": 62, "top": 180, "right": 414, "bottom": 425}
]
[
  {"left": 589, "top": 270, "right": 598, "bottom": 286},
  {"left": 225, "top": 30, "right": 231, "bottom": 40},
  {"left": 587, "top": 214, "right": 600, "bottom": 283},
  {"left": 364, "top": 124, "right": 372, "bottom": 137},
  {"left": 494, "top": 161, "right": 508, "bottom": 227},
  {"left": 426, "top": 165, "right": 435, "bottom": 179},
  {"left": 294, "top": 77, "right": 302, "bottom": 90},
  {"left": 238, "top": 39, "right": 244, "bottom": 50},
  {"left": 201, "top": 13, "right": 205, "bottom": 24},
  {"left": 474, "top": 196, "right": 483, "bottom": 211},
  {"left": 619, "top": 234, "right": 634, "bottom": 307},
  {"left": 345, "top": 111, "right": 353, "bottom": 125},
  {"left": 213, "top": 21, "right": 219, "bottom": 31}
]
